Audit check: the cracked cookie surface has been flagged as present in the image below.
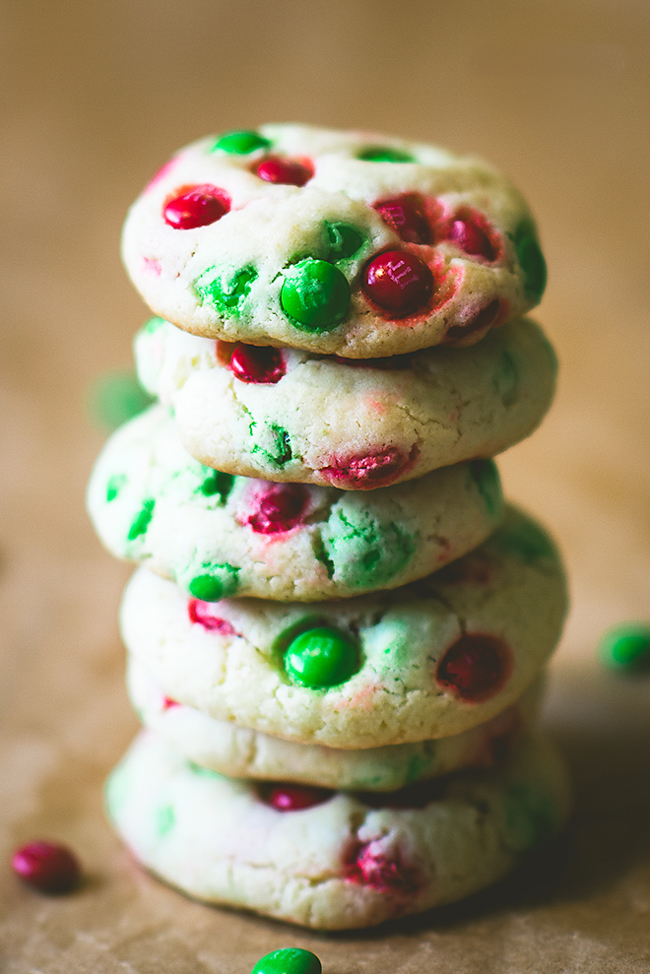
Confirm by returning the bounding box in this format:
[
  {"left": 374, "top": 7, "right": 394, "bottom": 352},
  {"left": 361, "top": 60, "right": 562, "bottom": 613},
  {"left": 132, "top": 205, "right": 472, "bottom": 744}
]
[
  {"left": 135, "top": 315, "right": 556, "bottom": 489},
  {"left": 122, "top": 124, "right": 547, "bottom": 358},
  {"left": 87, "top": 404, "right": 503, "bottom": 601},
  {"left": 120, "top": 508, "right": 567, "bottom": 747},
  {"left": 105, "top": 729, "right": 570, "bottom": 929},
  {"left": 127, "top": 659, "right": 544, "bottom": 791}
]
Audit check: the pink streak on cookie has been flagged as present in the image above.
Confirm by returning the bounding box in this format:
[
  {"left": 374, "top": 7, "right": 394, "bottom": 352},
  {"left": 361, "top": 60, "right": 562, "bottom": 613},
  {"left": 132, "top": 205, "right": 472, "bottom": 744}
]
[
  {"left": 321, "top": 444, "right": 419, "bottom": 490},
  {"left": 142, "top": 257, "right": 162, "bottom": 276},
  {"left": 188, "top": 599, "right": 238, "bottom": 635},
  {"left": 145, "top": 156, "right": 179, "bottom": 192},
  {"left": 345, "top": 839, "right": 423, "bottom": 895},
  {"left": 162, "top": 696, "right": 180, "bottom": 711}
]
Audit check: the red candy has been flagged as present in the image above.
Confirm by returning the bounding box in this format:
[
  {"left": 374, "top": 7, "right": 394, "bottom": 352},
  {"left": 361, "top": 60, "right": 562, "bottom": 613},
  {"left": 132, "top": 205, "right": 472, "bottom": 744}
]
[
  {"left": 188, "top": 599, "right": 237, "bottom": 634},
  {"left": 162, "top": 696, "right": 180, "bottom": 710},
  {"left": 323, "top": 445, "right": 418, "bottom": 490},
  {"left": 248, "top": 483, "right": 310, "bottom": 534},
  {"left": 263, "top": 784, "right": 332, "bottom": 811},
  {"left": 374, "top": 195, "right": 430, "bottom": 244},
  {"left": 436, "top": 633, "right": 511, "bottom": 702},
  {"left": 11, "top": 841, "right": 81, "bottom": 894},
  {"left": 163, "top": 185, "right": 230, "bottom": 229},
  {"left": 362, "top": 251, "right": 433, "bottom": 317},
  {"left": 255, "top": 157, "right": 313, "bottom": 187},
  {"left": 444, "top": 299, "right": 502, "bottom": 343},
  {"left": 230, "top": 344, "right": 285, "bottom": 384},
  {"left": 345, "top": 841, "right": 421, "bottom": 895},
  {"left": 447, "top": 217, "right": 495, "bottom": 260}
]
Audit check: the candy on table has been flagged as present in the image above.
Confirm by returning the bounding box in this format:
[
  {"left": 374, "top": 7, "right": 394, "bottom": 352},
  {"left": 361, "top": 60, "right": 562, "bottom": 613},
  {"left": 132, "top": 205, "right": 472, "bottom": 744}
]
[
  {"left": 251, "top": 949, "right": 321, "bottom": 974},
  {"left": 598, "top": 623, "right": 650, "bottom": 673},
  {"left": 11, "top": 840, "right": 81, "bottom": 894}
]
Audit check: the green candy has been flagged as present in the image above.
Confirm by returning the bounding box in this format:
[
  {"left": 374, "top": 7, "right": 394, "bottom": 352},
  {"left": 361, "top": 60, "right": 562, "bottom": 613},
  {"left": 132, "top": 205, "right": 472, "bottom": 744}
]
[
  {"left": 193, "top": 265, "right": 257, "bottom": 315},
  {"left": 198, "top": 468, "right": 235, "bottom": 502},
  {"left": 188, "top": 564, "right": 239, "bottom": 602},
  {"left": 356, "top": 146, "right": 416, "bottom": 163},
  {"left": 514, "top": 221, "right": 547, "bottom": 302},
  {"left": 127, "top": 499, "right": 155, "bottom": 541},
  {"left": 212, "top": 130, "right": 271, "bottom": 154},
  {"left": 280, "top": 259, "right": 350, "bottom": 332},
  {"left": 598, "top": 624, "right": 650, "bottom": 673},
  {"left": 251, "top": 949, "right": 321, "bottom": 974},
  {"left": 468, "top": 459, "right": 502, "bottom": 519},
  {"left": 284, "top": 626, "right": 359, "bottom": 689},
  {"left": 325, "top": 221, "right": 365, "bottom": 261}
]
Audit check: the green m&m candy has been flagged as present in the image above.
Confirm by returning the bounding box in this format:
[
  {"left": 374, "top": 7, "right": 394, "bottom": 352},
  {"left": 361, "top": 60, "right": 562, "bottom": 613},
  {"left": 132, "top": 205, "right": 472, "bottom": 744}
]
[
  {"left": 598, "top": 623, "right": 650, "bottom": 673},
  {"left": 280, "top": 259, "right": 350, "bottom": 332},
  {"left": 284, "top": 626, "right": 360, "bottom": 689},
  {"left": 357, "top": 146, "right": 416, "bottom": 163},
  {"left": 212, "top": 130, "right": 271, "bottom": 155},
  {"left": 251, "top": 949, "right": 322, "bottom": 974},
  {"left": 514, "top": 220, "right": 547, "bottom": 302}
]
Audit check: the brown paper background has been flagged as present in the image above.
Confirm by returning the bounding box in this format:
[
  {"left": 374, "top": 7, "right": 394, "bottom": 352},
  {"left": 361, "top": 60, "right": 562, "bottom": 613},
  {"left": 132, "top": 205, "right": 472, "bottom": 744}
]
[{"left": 1, "top": 0, "right": 650, "bottom": 969}]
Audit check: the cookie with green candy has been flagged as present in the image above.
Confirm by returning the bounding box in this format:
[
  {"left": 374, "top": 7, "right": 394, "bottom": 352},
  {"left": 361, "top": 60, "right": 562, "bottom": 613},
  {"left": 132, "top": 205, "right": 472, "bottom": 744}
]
[
  {"left": 86, "top": 403, "right": 504, "bottom": 601},
  {"left": 127, "top": 657, "right": 545, "bottom": 791},
  {"left": 120, "top": 507, "right": 568, "bottom": 748},
  {"left": 105, "top": 729, "right": 570, "bottom": 929},
  {"left": 122, "top": 123, "right": 547, "bottom": 359},
  {"left": 135, "top": 314, "right": 556, "bottom": 490}
]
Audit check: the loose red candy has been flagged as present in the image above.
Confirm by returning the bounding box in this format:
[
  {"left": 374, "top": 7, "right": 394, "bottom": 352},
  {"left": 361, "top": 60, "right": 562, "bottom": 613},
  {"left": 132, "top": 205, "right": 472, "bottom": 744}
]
[
  {"left": 248, "top": 483, "right": 309, "bottom": 534},
  {"left": 447, "top": 218, "right": 495, "bottom": 261},
  {"left": 264, "top": 784, "right": 332, "bottom": 811},
  {"left": 436, "top": 633, "right": 511, "bottom": 702},
  {"left": 255, "top": 157, "right": 313, "bottom": 187},
  {"left": 374, "top": 195, "right": 430, "bottom": 244},
  {"left": 229, "top": 345, "right": 285, "bottom": 384},
  {"left": 11, "top": 841, "right": 81, "bottom": 894},
  {"left": 363, "top": 251, "right": 433, "bottom": 317},
  {"left": 163, "top": 185, "right": 230, "bottom": 229}
]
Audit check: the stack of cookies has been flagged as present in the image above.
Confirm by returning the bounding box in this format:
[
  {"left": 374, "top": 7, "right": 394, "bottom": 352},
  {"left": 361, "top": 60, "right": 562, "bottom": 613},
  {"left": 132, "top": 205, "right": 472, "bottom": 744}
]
[{"left": 88, "top": 124, "right": 570, "bottom": 930}]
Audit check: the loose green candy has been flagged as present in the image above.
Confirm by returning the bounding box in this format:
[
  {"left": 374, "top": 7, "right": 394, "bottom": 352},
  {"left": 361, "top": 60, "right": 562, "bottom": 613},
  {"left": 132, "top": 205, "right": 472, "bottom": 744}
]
[
  {"left": 280, "top": 259, "right": 350, "bottom": 332},
  {"left": 598, "top": 624, "right": 650, "bottom": 673},
  {"left": 284, "top": 626, "right": 359, "bottom": 688},
  {"left": 212, "top": 131, "right": 271, "bottom": 154},
  {"left": 357, "top": 146, "right": 416, "bottom": 163},
  {"left": 514, "top": 221, "right": 547, "bottom": 302},
  {"left": 251, "top": 949, "right": 322, "bottom": 974}
]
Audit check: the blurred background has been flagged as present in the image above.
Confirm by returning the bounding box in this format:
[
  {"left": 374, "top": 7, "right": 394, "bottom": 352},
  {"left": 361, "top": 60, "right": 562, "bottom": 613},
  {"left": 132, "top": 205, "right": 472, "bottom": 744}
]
[{"left": 1, "top": 0, "right": 649, "bottom": 970}]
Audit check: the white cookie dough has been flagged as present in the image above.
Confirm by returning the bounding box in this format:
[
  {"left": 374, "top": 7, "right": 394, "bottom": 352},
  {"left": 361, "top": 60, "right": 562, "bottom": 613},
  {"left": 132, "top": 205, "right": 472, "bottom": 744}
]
[
  {"left": 106, "top": 730, "right": 570, "bottom": 929},
  {"left": 134, "top": 315, "right": 556, "bottom": 490},
  {"left": 120, "top": 508, "right": 568, "bottom": 747},
  {"left": 122, "top": 124, "right": 547, "bottom": 358}
]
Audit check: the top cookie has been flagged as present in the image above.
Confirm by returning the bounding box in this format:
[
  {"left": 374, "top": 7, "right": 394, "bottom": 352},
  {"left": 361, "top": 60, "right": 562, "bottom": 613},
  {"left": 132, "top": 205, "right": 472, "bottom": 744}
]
[{"left": 122, "top": 124, "right": 547, "bottom": 358}]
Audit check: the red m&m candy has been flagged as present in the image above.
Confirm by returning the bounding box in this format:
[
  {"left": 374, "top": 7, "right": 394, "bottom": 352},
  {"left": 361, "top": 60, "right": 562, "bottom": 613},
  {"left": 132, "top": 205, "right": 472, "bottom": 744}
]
[
  {"left": 248, "top": 483, "right": 310, "bottom": 534},
  {"left": 374, "top": 195, "right": 430, "bottom": 244},
  {"left": 11, "top": 841, "right": 81, "bottom": 894},
  {"left": 255, "top": 157, "right": 313, "bottom": 187},
  {"left": 163, "top": 185, "right": 230, "bottom": 230},
  {"left": 262, "top": 783, "right": 332, "bottom": 811},
  {"left": 362, "top": 251, "right": 433, "bottom": 317},
  {"left": 436, "top": 633, "right": 511, "bottom": 702},
  {"left": 447, "top": 217, "right": 495, "bottom": 261},
  {"left": 229, "top": 345, "right": 285, "bottom": 384}
]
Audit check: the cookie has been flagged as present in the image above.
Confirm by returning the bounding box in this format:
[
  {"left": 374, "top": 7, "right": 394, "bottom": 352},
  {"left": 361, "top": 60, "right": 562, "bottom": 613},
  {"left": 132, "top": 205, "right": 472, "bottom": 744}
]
[
  {"left": 86, "top": 404, "right": 503, "bottom": 601},
  {"left": 122, "top": 124, "right": 547, "bottom": 358},
  {"left": 135, "top": 315, "right": 556, "bottom": 490},
  {"left": 127, "top": 659, "right": 545, "bottom": 791},
  {"left": 105, "top": 730, "right": 570, "bottom": 929},
  {"left": 120, "top": 508, "right": 567, "bottom": 747}
]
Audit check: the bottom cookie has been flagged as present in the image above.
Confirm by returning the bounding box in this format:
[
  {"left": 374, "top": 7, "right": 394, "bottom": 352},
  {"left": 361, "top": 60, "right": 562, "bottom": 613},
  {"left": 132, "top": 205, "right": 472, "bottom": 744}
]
[{"left": 106, "top": 730, "right": 570, "bottom": 930}]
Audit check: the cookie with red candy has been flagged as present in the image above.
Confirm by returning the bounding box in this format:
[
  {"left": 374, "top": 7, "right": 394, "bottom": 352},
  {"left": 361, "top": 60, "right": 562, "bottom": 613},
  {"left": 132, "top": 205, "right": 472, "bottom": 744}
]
[
  {"left": 105, "top": 729, "right": 570, "bottom": 929},
  {"left": 122, "top": 124, "right": 546, "bottom": 358},
  {"left": 120, "top": 507, "right": 567, "bottom": 748},
  {"left": 127, "top": 658, "right": 545, "bottom": 791},
  {"left": 134, "top": 315, "right": 556, "bottom": 490},
  {"left": 86, "top": 404, "right": 503, "bottom": 602}
]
